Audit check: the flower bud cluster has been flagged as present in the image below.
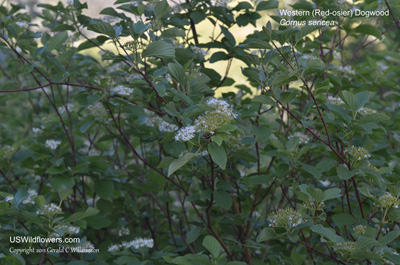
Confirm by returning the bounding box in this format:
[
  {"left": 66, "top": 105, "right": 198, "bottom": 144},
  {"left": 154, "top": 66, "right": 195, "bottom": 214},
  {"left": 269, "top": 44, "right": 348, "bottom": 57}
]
[
  {"left": 190, "top": 46, "right": 209, "bottom": 57},
  {"left": 377, "top": 192, "right": 400, "bottom": 209},
  {"left": 288, "top": 132, "right": 310, "bottom": 144},
  {"left": 45, "top": 140, "right": 61, "bottom": 150},
  {"left": 88, "top": 102, "right": 109, "bottom": 122},
  {"left": 344, "top": 146, "right": 370, "bottom": 161},
  {"left": 175, "top": 98, "right": 237, "bottom": 141},
  {"left": 358, "top": 107, "right": 376, "bottom": 115},
  {"left": 268, "top": 208, "right": 304, "bottom": 228},
  {"left": 335, "top": 242, "right": 355, "bottom": 259},
  {"left": 37, "top": 203, "right": 63, "bottom": 216},
  {"left": 353, "top": 225, "right": 366, "bottom": 236}
]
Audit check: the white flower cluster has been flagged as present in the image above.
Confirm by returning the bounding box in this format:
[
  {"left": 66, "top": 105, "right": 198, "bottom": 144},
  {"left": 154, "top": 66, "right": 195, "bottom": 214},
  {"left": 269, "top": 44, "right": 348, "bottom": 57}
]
[
  {"left": 145, "top": 117, "right": 178, "bottom": 133},
  {"left": 16, "top": 21, "right": 29, "bottom": 28},
  {"left": 22, "top": 189, "right": 37, "bottom": 205},
  {"left": 344, "top": 146, "right": 370, "bottom": 161},
  {"left": 88, "top": 102, "right": 108, "bottom": 122},
  {"left": 58, "top": 103, "right": 74, "bottom": 114},
  {"left": 212, "top": 0, "right": 232, "bottom": 9},
  {"left": 54, "top": 225, "right": 80, "bottom": 235},
  {"left": 175, "top": 98, "right": 237, "bottom": 141},
  {"left": 268, "top": 208, "right": 304, "bottom": 228},
  {"left": 108, "top": 237, "right": 154, "bottom": 252},
  {"left": 388, "top": 160, "right": 397, "bottom": 169},
  {"left": 130, "top": 1, "right": 139, "bottom": 6},
  {"left": 112, "top": 227, "right": 130, "bottom": 237},
  {"left": 358, "top": 107, "right": 376, "bottom": 115},
  {"left": 301, "top": 54, "right": 317, "bottom": 60},
  {"left": 326, "top": 96, "right": 344, "bottom": 105},
  {"left": 288, "top": 132, "right": 310, "bottom": 144},
  {"left": 45, "top": 139, "right": 61, "bottom": 150},
  {"left": 32, "top": 127, "right": 43, "bottom": 135},
  {"left": 37, "top": 203, "right": 63, "bottom": 216},
  {"left": 175, "top": 126, "right": 197, "bottom": 141},
  {"left": 101, "top": 16, "right": 118, "bottom": 23},
  {"left": 111, "top": 85, "right": 133, "bottom": 96},
  {"left": 377, "top": 192, "right": 400, "bottom": 209},
  {"left": 77, "top": 241, "right": 95, "bottom": 249},
  {"left": 336, "top": 65, "right": 355, "bottom": 75},
  {"left": 190, "top": 46, "right": 209, "bottom": 57},
  {"left": 4, "top": 195, "right": 14, "bottom": 202}
]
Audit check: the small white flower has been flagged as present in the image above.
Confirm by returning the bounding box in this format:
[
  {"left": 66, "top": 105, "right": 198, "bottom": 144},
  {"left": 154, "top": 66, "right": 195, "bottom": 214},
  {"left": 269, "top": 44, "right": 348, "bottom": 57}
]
[
  {"left": 130, "top": 0, "right": 139, "bottom": 6},
  {"left": 22, "top": 189, "right": 37, "bottom": 204},
  {"left": 16, "top": 21, "right": 29, "bottom": 28},
  {"left": 67, "top": 0, "right": 74, "bottom": 5},
  {"left": 58, "top": 103, "right": 74, "bottom": 114},
  {"left": 101, "top": 16, "right": 118, "bottom": 23},
  {"left": 45, "top": 139, "right": 61, "bottom": 150},
  {"left": 4, "top": 195, "right": 14, "bottom": 202}
]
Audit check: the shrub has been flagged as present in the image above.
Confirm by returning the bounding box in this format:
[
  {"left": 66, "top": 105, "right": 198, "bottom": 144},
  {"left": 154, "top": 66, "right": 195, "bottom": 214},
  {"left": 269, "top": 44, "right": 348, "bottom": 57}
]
[{"left": 1, "top": 0, "right": 400, "bottom": 264}]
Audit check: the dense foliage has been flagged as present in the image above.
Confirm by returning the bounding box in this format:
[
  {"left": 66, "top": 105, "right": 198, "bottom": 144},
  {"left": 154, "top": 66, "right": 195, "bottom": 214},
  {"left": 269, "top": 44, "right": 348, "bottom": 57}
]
[{"left": 1, "top": 0, "right": 400, "bottom": 264}]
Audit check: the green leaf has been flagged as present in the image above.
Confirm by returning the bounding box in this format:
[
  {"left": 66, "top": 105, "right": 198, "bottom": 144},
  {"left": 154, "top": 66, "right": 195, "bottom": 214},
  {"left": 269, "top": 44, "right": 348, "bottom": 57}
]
[
  {"left": 168, "top": 153, "right": 195, "bottom": 176},
  {"left": 252, "top": 95, "right": 275, "bottom": 105},
  {"left": 323, "top": 188, "right": 341, "bottom": 201},
  {"left": 220, "top": 25, "right": 236, "bottom": 46},
  {"left": 46, "top": 32, "right": 68, "bottom": 51},
  {"left": 94, "top": 179, "right": 114, "bottom": 200},
  {"left": 34, "top": 195, "right": 45, "bottom": 207},
  {"left": 350, "top": 250, "right": 383, "bottom": 261},
  {"left": 256, "top": 0, "right": 279, "bottom": 11},
  {"left": 355, "top": 24, "right": 381, "bottom": 39},
  {"left": 202, "top": 235, "right": 222, "bottom": 258},
  {"left": 310, "top": 224, "right": 344, "bottom": 243},
  {"left": 332, "top": 213, "right": 356, "bottom": 227},
  {"left": 80, "top": 120, "right": 94, "bottom": 134},
  {"left": 168, "top": 62, "right": 186, "bottom": 84},
  {"left": 186, "top": 226, "right": 202, "bottom": 244},
  {"left": 257, "top": 228, "right": 277, "bottom": 242},
  {"left": 340, "top": 91, "right": 358, "bottom": 112},
  {"left": 359, "top": 113, "right": 390, "bottom": 124},
  {"left": 389, "top": 209, "right": 400, "bottom": 222},
  {"left": 59, "top": 189, "right": 73, "bottom": 202},
  {"left": 303, "top": 59, "right": 326, "bottom": 76},
  {"left": 87, "top": 22, "right": 115, "bottom": 38},
  {"left": 62, "top": 207, "right": 100, "bottom": 224},
  {"left": 13, "top": 189, "right": 28, "bottom": 207},
  {"left": 213, "top": 190, "right": 232, "bottom": 210},
  {"left": 142, "top": 41, "right": 175, "bottom": 59},
  {"left": 337, "top": 165, "right": 356, "bottom": 180},
  {"left": 155, "top": 0, "right": 170, "bottom": 19},
  {"left": 208, "top": 142, "right": 227, "bottom": 170}
]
